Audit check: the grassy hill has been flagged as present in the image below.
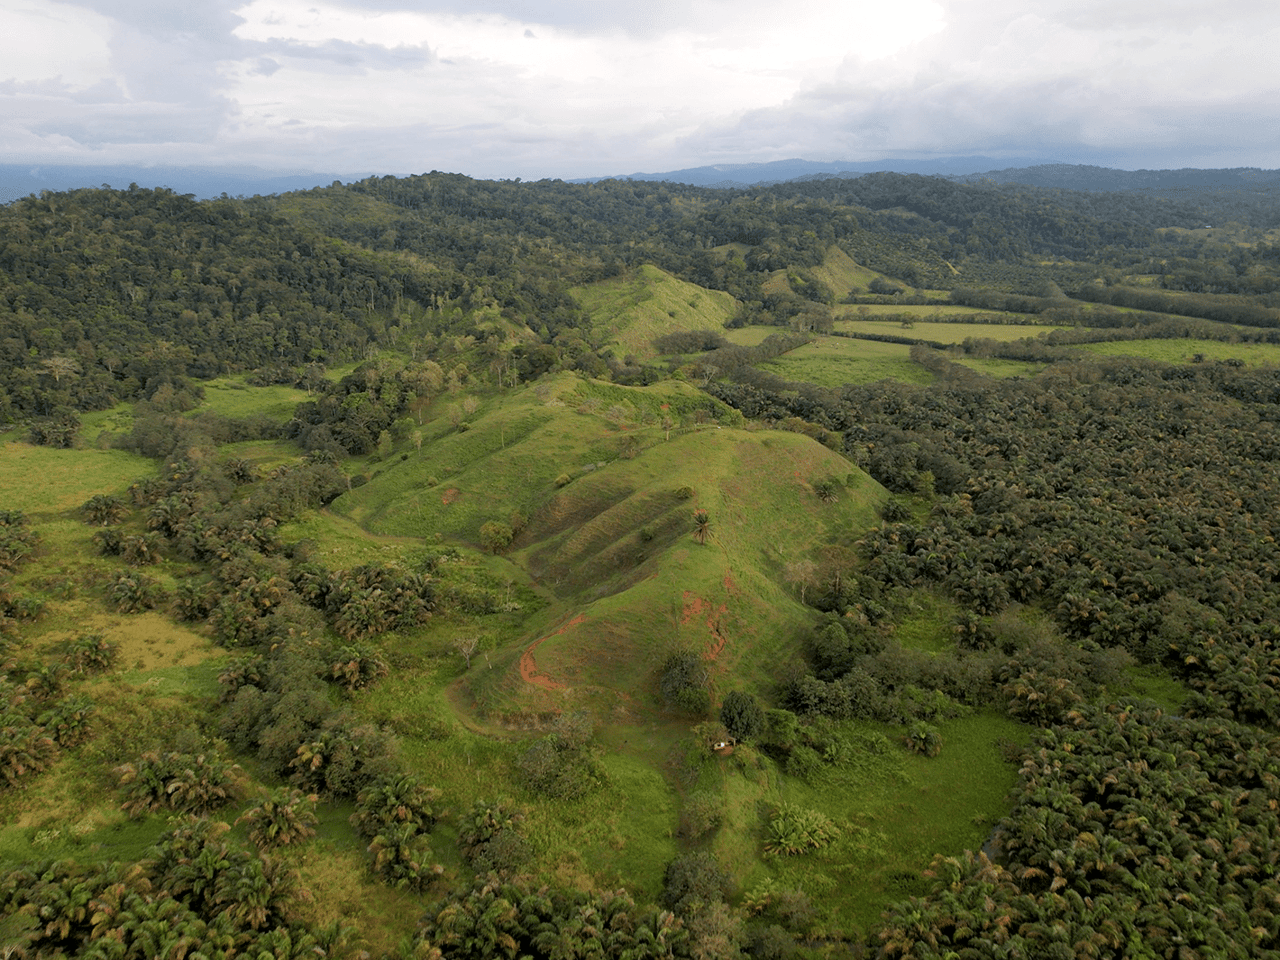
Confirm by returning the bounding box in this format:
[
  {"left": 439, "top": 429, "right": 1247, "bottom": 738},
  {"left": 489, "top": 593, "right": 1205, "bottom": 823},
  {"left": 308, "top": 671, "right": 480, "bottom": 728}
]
[
  {"left": 571, "top": 264, "right": 739, "bottom": 360},
  {"left": 329, "top": 373, "right": 886, "bottom": 718}
]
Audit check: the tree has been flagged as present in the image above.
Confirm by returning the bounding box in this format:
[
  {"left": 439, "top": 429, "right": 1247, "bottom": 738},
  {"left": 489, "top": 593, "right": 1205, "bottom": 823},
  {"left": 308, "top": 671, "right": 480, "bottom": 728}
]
[
  {"left": 719, "top": 691, "right": 764, "bottom": 742},
  {"left": 453, "top": 636, "right": 480, "bottom": 668},
  {"left": 692, "top": 509, "right": 711, "bottom": 545},
  {"left": 237, "top": 788, "right": 319, "bottom": 849},
  {"left": 479, "top": 520, "right": 514, "bottom": 553}
]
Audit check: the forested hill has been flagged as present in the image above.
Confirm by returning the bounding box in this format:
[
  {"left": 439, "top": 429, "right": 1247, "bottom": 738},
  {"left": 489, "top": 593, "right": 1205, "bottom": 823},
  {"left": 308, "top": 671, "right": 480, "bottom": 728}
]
[{"left": 4, "top": 170, "right": 1280, "bottom": 425}]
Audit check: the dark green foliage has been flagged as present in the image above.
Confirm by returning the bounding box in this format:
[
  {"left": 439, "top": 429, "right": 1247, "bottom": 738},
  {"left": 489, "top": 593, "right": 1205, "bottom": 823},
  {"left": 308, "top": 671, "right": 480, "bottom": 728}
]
[
  {"left": 457, "top": 797, "right": 530, "bottom": 875},
  {"left": 236, "top": 787, "right": 319, "bottom": 849},
  {"left": 902, "top": 721, "right": 942, "bottom": 757},
  {"left": 662, "top": 852, "right": 730, "bottom": 916},
  {"left": 661, "top": 651, "right": 711, "bottom": 716},
  {"left": 350, "top": 773, "right": 441, "bottom": 840},
  {"left": 516, "top": 715, "right": 602, "bottom": 800},
  {"left": 416, "top": 874, "right": 689, "bottom": 960},
  {"left": 114, "top": 749, "right": 241, "bottom": 817},
  {"left": 718, "top": 690, "right": 764, "bottom": 742}
]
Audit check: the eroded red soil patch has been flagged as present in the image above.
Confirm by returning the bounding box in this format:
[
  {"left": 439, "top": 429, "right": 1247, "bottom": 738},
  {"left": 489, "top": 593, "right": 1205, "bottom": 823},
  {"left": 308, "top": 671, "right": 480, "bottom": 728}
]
[
  {"left": 519, "top": 614, "right": 587, "bottom": 690},
  {"left": 440, "top": 487, "right": 460, "bottom": 505},
  {"left": 682, "top": 590, "right": 730, "bottom": 661}
]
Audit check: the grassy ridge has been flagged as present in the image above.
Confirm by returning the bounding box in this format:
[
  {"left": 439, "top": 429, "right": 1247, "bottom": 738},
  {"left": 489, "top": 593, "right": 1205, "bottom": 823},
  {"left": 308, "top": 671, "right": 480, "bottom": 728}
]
[{"left": 571, "top": 264, "right": 739, "bottom": 360}]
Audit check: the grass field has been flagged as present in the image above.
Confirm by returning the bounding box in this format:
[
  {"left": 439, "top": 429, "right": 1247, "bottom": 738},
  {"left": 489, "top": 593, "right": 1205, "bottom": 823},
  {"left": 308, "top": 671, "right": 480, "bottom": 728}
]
[
  {"left": 571, "top": 264, "right": 739, "bottom": 360},
  {"left": 199, "top": 377, "right": 311, "bottom": 421},
  {"left": 759, "top": 337, "right": 934, "bottom": 386},
  {"left": 835, "top": 318, "right": 1064, "bottom": 344},
  {"left": 953, "top": 357, "right": 1050, "bottom": 378},
  {"left": 1077, "top": 337, "right": 1280, "bottom": 366},
  {"left": 840, "top": 304, "right": 1034, "bottom": 320}
]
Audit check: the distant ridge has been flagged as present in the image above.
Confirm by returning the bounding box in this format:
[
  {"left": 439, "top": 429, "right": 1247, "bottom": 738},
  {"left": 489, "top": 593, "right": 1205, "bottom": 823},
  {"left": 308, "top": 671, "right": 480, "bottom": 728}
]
[
  {"left": 578, "top": 159, "right": 1280, "bottom": 193},
  {"left": 574, "top": 156, "right": 1045, "bottom": 188},
  {"left": 0, "top": 163, "right": 372, "bottom": 204}
]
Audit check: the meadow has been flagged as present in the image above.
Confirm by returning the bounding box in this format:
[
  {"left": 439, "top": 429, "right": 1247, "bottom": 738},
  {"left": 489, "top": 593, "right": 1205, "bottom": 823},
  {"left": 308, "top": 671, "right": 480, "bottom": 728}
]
[{"left": 758, "top": 337, "right": 934, "bottom": 386}]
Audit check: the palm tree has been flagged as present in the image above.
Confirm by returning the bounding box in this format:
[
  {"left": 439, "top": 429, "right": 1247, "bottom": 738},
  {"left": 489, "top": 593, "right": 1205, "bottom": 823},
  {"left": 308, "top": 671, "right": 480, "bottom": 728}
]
[{"left": 692, "top": 509, "right": 711, "bottom": 545}]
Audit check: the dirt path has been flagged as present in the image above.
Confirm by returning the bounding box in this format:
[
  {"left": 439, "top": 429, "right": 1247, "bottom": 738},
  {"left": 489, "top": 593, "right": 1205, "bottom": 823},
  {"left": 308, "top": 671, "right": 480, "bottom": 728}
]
[{"left": 519, "top": 613, "right": 587, "bottom": 690}]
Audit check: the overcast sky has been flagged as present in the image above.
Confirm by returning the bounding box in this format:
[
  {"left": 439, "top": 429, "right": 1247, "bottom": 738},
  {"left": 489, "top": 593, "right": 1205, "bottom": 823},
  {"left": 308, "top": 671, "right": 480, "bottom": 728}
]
[{"left": 2, "top": 0, "right": 1278, "bottom": 180}]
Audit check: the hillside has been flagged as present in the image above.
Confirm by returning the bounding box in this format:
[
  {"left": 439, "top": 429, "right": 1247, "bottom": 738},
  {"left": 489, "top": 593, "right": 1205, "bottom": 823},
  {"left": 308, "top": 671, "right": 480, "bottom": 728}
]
[{"left": 5, "top": 171, "right": 1280, "bottom": 959}]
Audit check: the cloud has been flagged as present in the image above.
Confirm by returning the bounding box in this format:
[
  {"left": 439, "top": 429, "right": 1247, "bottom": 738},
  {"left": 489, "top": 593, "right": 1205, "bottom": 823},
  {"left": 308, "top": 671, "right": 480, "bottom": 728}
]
[{"left": 2, "top": 0, "right": 1278, "bottom": 177}]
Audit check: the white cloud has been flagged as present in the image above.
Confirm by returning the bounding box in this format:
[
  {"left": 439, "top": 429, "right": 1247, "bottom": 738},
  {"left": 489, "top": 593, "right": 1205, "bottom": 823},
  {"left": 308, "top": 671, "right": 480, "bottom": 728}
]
[
  {"left": 1, "top": 0, "right": 1278, "bottom": 177},
  {"left": 0, "top": 1, "right": 115, "bottom": 87}
]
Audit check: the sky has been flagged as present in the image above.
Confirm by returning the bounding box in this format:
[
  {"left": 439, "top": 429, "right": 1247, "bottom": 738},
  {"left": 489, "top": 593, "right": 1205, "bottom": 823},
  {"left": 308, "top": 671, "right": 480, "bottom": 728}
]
[{"left": 1, "top": 0, "right": 1279, "bottom": 181}]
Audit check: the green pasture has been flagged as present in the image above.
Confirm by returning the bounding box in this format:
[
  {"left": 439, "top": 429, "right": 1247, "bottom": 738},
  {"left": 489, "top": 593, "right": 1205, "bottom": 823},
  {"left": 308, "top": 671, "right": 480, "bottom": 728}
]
[
  {"left": 841, "top": 304, "right": 1034, "bottom": 320},
  {"left": 723, "top": 325, "right": 784, "bottom": 347},
  {"left": 571, "top": 264, "right": 739, "bottom": 360},
  {"left": 199, "top": 377, "right": 311, "bottom": 421},
  {"left": 812, "top": 246, "right": 881, "bottom": 299},
  {"left": 1077, "top": 337, "right": 1280, "bottom": 366},
  {"left": 760, "top": 337, "right": 934, "bottom": 387},
  {"left": 951, "top": 357, "right": 1049, "bottom": 378},
  {"left": 0, "top": 442, "right": 152, "bottom": 516},
  {"left": 834, "top": 318, "right": 1063, "bottom": 344}
]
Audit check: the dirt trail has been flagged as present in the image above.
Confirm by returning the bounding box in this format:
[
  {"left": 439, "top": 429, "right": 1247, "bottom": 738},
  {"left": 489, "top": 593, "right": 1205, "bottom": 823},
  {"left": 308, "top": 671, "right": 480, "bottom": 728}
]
[{"left": 519, "top": 614, "right": 586, "bottom": 690}]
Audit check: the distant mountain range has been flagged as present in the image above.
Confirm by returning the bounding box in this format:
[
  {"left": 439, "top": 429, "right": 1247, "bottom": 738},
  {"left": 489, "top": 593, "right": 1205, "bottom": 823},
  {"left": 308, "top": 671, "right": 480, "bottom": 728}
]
[
  {"left": 581, "top": 158, "right": 1280, "bottom": 192},
  {"left": 0, "top": 164, "right": 374, "bottom": 205},
  {"left": 4, "top": 158, "right": 1280, "bottom": 205}
]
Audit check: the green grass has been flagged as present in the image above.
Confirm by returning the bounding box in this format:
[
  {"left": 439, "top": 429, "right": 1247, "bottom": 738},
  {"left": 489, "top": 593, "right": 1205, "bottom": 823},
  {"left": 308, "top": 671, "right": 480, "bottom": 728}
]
[
  {"left": 198, "top": 377, "right": 311, "bottom": 421},
  {"left": 835, "top": 318, "right": 1063, "bottom": 344},
  {"left": 953, "top": 357, "right": 1050, "bottom": 379},
  {"left": 706, "top": 712, "right": 1025, "bottom": 936},
  {"left": 571, "top": 264, "right": 739, "bottom": 360},
  {"left": 0, "top": 441, "right": 153, "bottom": 516},
  {"left": 759, "top": 337, "right": 934, "bottom": 387},
  {"left": 723, "top": 326, "right": 785, "bottom": 347},
  {"left": 1077, "top": 337, "right": 1280, "bottom": 366},
  {"left": 839, "top": 304, "right": 1033, "bottom": 320}
]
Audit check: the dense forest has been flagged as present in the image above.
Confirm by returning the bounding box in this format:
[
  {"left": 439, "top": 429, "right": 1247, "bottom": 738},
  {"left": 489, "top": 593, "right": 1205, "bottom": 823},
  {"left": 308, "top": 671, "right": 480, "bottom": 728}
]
[{"left": 4, "top": 169, "right": 1280, "bottom": 958}]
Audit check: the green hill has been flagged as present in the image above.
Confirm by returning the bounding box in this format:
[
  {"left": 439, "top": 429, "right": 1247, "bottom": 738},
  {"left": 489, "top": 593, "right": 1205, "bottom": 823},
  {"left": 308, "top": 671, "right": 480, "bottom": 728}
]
[
  {"left": 331, "top": 374, "right": 885, "bottom": 716},
  {"left": 571, "top": 264, "right": 739, "bottom": 360}
]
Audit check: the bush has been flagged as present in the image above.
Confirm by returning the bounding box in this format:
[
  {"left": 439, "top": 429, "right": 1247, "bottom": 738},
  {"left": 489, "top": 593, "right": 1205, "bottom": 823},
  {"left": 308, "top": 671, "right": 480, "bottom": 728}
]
[
  {"left": 661, "top": 651, "right": 710, "bottom": 715},
  {"left": 762, "top": 802, "right": 841, "bottom": 856},
  {"left": 903, "top": 721, "right": 942, "bottom": 757},
  {"left": 719, "top": 690, "right": 765, "bottom": 742},
  {"left": 479, "top": 520, "right": 514, "bottom": 553},
  {"left": 115, "top": 750, "right": 241, "bottom": 817},
  {"left": 662, "top": 852, "right": 730, "bottom": 915},
  {"left": 682, "top": 790, "right": 724, "bottom": 839},
  {"left": 237, "top": 788, "right": 319, "bottom": 848}
]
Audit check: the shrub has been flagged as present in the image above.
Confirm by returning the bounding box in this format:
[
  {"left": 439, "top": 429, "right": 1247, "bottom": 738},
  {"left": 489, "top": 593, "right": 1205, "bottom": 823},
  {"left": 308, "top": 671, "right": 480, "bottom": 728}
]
[
  {"left": 880, "top": 499, "right": 910, "bottom": 522},
  {"left": 115, "top": 750, "right": 241, "bottom": 817},
  {"left": 350, "top": 773, "right": 441, "bottom": 840},
  {"left": 63, "top": 633, "right": 118, "bottom": 674},
  {"left": 662, "top": 852, "right": 730, "bottom": 915},
  {"left": 903, "top": 721, "right": 942, "bottom": 757},
  {"left": 720, "top": 690, "right": 765, "bottom": 742},
  {"left": 107, "top": 572, "right": 164, "bottom": 613},
  {"left": 237, "top": 788, "right": 319, "bottom": 849},
  {"left": 661, "top": 651, "right": 710, "bottom": 715},
  {"left": 555, "top": 473, "right": 571, "bottom": 487},
  {"left": 458, "top": 797, "right": 530, "bottom": 874},
  {"left": 762, "top": 802, "right": 841, "bottom": 856},
  {"left": 479, "top": 520, "right": 514, "bottom": 554},
  {"left": 683, "top": 790, "right": 723, "bottom": 839}
]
